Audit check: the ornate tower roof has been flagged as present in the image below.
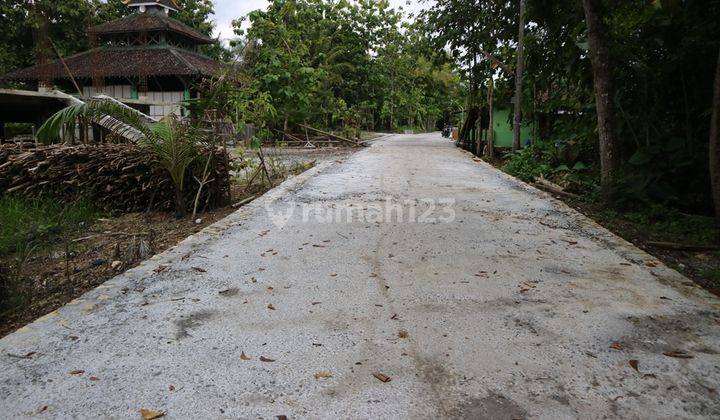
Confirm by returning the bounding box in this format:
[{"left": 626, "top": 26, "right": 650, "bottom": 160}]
[
  {"left": 124, "top": 0, "right": 182, "bottom": 14},
  {"left": 2, "top": 0, "right": 222, "bottom": 83}
]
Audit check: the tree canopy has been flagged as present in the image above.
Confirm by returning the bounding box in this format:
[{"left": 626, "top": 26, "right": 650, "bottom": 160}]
[{"left": 426, "top": 0, "right": 720, "bottom": 215}]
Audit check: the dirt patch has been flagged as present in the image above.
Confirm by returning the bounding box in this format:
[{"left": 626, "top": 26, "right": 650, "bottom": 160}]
[
  {"left": 566, "top": 199, "right": 720, "bottom": 297},
  {"left": 0, "top": 204, "right": 238, "bottom": 337},
  {"left": 481, "top": 155, "right": 720, "bottom": 297},
  {"left": 452, "top": 393, "right": 527, "bottom": 420}
]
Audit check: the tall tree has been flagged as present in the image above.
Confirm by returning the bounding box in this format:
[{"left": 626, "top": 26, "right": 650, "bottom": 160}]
[
  {"left": 512, "top": 0, "right": 526, "bottom": 151},
  {"left": 582, "top": 0, "right": 620, "bottom": 193},
  {"left": 711, "top": 47, "right": 720, "bottom": 217}
]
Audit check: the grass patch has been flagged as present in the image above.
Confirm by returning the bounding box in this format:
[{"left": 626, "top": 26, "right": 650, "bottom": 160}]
[
  {"left": 0, "top": 196, "right": 104, "bottom": 256},
  {"left": 593, "top": 205, "right": 719, "bottom": 245},
  {"left": 0, "top": 196, "right": 104, "bottom": 314}
]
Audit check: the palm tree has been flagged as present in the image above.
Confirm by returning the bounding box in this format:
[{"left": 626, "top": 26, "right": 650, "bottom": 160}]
[{"left": 37, "top": 101, "right": 200, "bottom": 217}]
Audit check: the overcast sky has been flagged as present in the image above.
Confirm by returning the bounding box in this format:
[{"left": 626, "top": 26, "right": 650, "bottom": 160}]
[{"left": 211, "top": 0, "right": 431, "bottom": 42}]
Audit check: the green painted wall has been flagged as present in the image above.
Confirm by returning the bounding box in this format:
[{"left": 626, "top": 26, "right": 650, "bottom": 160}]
[{"left": 491, "top": 109, "right": 534, "bottom": 148}]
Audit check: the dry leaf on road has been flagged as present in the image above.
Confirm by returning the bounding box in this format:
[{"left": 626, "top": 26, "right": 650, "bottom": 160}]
[
  {"left": 139, "top": 408, "right": 165, "bottom": 419},
  {"left": 314, "top": 371, "right": 333, "bottom": 379},
  {"left": 663, "top": 351, "right": 694, "bottom": 359},
  {"left": 610, "top": 342, "right": 624, "bottom": 350},
  {"left": 240, "top": 351, "right": 251, "bottom": 360},
  {"left": 260, "top": 356, "right": 276, "bottom": 362},
  {"left": 629, "top": 360, "right": 639, "bottom": 372},
  {"left": 373, "top": 372, "right": 391, "bottom": 382}
]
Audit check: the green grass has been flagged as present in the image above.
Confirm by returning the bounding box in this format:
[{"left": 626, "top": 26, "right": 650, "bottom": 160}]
[
  {"left": 0, "top": 196, "right": 104, "bottom": 256},
  {"left": 0, "top": 196, "right": 104, "bottom": 314},
  {"left": 595, "top": 205, "right": 719, "bottom": 245}
]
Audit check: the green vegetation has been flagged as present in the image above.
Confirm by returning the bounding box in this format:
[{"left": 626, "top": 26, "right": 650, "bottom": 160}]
[
  {"left": 37, "top": 101, "right": 204, "bottom": 217},
  {"left": 0, "top": 195, "right": 102, "bottom": 256},
  {"left": 0, "top": 0, "right": 223, "bottom": 78},
  {"left": 0, "top": 196, "right": 103, "bottom": 313},
  {"left": 594, "top": 205, "right": 719, "bottom": 246},
  {"left": 427, "top": 0, "right": 720, "bottom": 218},
  {"left": 220, "top": 0, "right": 463, "bottom": 134}
]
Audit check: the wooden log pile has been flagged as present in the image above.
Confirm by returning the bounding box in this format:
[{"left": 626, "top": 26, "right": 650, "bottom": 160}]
[{"left": 0, "top": 144, "right": 231, "bottom": 213}]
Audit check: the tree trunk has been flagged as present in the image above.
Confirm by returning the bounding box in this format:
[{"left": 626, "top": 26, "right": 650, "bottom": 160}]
[
  {"left": 485, "top": 78, "right": 495, "bottom": 159},
  {"left": 710, "top": 47, "right": 720, "bottom": 218},
  {"left": 512, "top": 0, "right": 527, "bottom": 151},
  {"left": 582, "top": 0, "right": 621, "bottom": 193},
  {"left": 174, "top": 186, "right": 186, "bottom": 218}
]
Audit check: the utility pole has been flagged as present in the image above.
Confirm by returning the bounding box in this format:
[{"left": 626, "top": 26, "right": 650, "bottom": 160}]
[{"left": 512, "top": 0, "right": 526, "bottom": 151}]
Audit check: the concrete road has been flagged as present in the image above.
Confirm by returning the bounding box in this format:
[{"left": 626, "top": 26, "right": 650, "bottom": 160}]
[{"left": 1, "top": 134, "right": 719, "bottom": 418}]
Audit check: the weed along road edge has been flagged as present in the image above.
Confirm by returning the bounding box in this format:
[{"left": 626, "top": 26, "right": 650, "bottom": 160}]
[{"left": 1, "top": 133, "right": 719, "bottom": 418}]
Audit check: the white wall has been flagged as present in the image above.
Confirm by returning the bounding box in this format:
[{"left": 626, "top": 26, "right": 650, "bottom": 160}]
[
  {"left": 146, "top": 91, "right": 184, "bottom": 119},
  {"left": 83, "top": 85, "right": 133, "bottom": 99},
  {"left": 83, "top": 85, "right": 185, "bottom": 119}
]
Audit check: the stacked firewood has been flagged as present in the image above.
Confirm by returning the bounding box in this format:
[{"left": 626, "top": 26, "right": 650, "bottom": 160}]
[{"left": 0, "top": 144, "right": 231, "bottom": 213}]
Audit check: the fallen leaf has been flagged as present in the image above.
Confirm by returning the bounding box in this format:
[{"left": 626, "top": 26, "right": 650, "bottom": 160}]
[
  {"left": 330, "top": 273, "right": 338, "bottom": 277},
  {"left": 191, "top": 267, "right": 207, "bottom": 273},
  {"left": 153, "top": 265, "right": 169, "bottom": 273},
  {"left": 311, "top": 301, "right": 322, "bottom": 305},
  {"left": 89, "top": 376, "right": 100, "bottom": 381},
  {"left": 373, "top": 372, "right": 392, "bottom": 383},
  {"left": 6, "top": 351, "right": 36, "bottom": 359},
  {"left": 277, "top": 416, "right": 288, "bottom": 420},
  {"left": 314, "top": 371, "right": 333, "bottom": 379},
  {"left": 610, "top": 342, "right": 624, "bottom": 351},
  {"left": 645, "top": 261, "right": 658, "bottom": 268},
  {"left": 181, "top": 253, "right": 191, "bottom": 261},
  {"left": 69, "top": 370, "right": 84, "bottom": 375},
  {"left": 663, "top": 351, "right": 694, "bottom": 359},
  {"left": 139, "top": 408, "right": 165, "bottom": 419},
  {"left": 219, "top": 288, "right": 238, "bottom": 297},
  {"left": 260, "top": 356, "right": 275, "bottom": 362},
  {"left": 169, "top": 385, "right": 175, "bottom": 391},
  {"left": 398, "top": 330, "right": 409, "bottom": 338},
  {"left": 267, "top": 304, "right": 276, "bottom": 310},
  {"left": 628, "top": 360, "right": 639, "bottom": 372},
  {"left": 240, "top": 351, "right": 251, "bottom": 361}
]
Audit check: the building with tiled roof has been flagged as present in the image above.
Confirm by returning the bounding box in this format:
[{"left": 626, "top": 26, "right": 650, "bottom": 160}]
[{"left": 4, "top": 0, "right": 222, "bottom": 119}]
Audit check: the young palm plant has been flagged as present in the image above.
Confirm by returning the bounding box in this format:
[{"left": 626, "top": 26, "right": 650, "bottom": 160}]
[{"left": 37, "top": 101, "right": 200, "bottom": 217}]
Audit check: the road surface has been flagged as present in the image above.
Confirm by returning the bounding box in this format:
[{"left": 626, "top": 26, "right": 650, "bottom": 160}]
[{"left": 1, "top": 133, "right": 719, "bottom": 418}]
